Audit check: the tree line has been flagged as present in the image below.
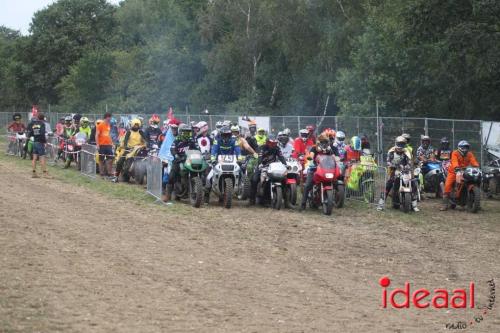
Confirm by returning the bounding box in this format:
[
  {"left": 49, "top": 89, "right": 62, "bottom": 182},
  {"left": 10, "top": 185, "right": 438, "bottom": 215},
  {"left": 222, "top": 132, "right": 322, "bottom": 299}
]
[{"left": 0, "top": 0, "right": 499, "bottom": 120}]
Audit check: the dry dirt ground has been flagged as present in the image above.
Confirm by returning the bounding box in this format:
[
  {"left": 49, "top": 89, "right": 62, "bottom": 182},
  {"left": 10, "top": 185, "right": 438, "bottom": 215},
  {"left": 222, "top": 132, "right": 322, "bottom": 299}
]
[{"left": 0, "top": 155, "right": 499, "bottom": 333}]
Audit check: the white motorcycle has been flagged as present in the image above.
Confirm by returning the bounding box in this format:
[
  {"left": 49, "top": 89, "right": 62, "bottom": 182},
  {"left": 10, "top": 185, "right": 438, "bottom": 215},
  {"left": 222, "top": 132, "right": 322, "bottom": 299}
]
[
  {"left": 211, "top": 155, "right": 241, "bottom": 209},
  {"left": 258, "top": 162, "right": 288, "bottom": 210},
  {"left": 285, "top": 158, "right": 302, "bottom": 208}
]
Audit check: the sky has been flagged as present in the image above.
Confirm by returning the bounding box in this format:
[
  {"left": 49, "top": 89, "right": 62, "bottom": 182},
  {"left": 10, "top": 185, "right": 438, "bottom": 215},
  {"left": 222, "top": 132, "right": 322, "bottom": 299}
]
[{"left": 0, "top": 0, "right": 120, "bottom": 35}]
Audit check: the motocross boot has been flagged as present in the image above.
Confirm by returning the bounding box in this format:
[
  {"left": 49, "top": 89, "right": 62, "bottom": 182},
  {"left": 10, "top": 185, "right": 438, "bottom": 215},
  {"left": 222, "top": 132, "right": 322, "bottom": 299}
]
[
  {"left": 412, "top": 200, "right": 420, "bottom": 212},
  {"left": 440, "top": 194, "right": 449, "bottom": 211}
]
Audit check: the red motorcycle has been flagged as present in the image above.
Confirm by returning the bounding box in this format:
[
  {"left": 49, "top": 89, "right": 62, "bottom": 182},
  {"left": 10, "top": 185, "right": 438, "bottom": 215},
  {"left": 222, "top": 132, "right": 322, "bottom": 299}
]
[{"left": 308, "top": 155, "right": 343, "bottom": 215}]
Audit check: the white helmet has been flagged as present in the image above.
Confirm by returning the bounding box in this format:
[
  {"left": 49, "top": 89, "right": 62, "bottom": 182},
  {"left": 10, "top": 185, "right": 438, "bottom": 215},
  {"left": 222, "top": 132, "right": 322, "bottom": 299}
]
[
  {"left": 336, "top": 131, "right": 346, "bottom": 141},
  {"left": 196, "top": 121, "right": 209, "bottom": 134}
]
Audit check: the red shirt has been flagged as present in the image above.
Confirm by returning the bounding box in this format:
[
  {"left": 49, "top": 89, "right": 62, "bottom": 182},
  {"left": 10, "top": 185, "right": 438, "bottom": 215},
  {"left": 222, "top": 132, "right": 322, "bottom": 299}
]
[
  {"left": 8, "top": 122, "right": 26, "bottom": 133},
  {"left": 292, "top": 137, "right": 315, "bottom": 158}
]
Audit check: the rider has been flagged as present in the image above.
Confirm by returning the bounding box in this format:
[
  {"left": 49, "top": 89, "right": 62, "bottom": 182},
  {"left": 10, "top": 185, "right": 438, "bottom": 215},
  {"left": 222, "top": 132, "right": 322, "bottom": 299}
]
[
  {"left": 292, "top": 129, "right": 314, "bottom": 159},
  {"left": 436, "top": 137, "right": 452, "bottom": 161},
  {"left": 77, "top": 117, "right": 92, "bottom": 140},
  {"left": 277, "top": 131, "right": 294, "bottom": 159},
  {"left": 249, "top": 134, "right": 287, "bottom": 205},
  {"left": 194, "top": 121, "right": 212, "bottom": 155},
  {"left": 255, "top": 128, "right": 268, "bottom": 147},
  {"left": 378, "top": 136, "right": 419, "bottom": 212},
  {"left": 145, "top": 114, "right": 163, "bottom": 149},
  {"left": 300, "top": 134, "right": 334, "bottom": 210},
  {"left": 113, "top": 118, "right": 148, "bottom": 181},
  {"left": 232, "top": 125, "right": 257, "bottom": 157},
  {"left": 345, "top": 136, "right": 362, "bottom": 164},
  {"left": 165, "top": 124, "right": 198, "bottom": 200},
  {"left": 440, "top": 140, "right": 479, "bottom": 211},
  {"left": 7, "top": 113, "right": 26, "bottom": 133},
  {"left": 306, "top": 125, "right": 316, "bottom": 143},
  {"left": 56, "top": 116, "right": 76, "bottom": 161},
  {"left": 334, "top": 131, "right": 347, "bottom": 162},
  {"left": 245, "top": 120, "right": 259, "bottom": 153},
  {"left": 361, "top": 135, "right": 371, "bottom": 150},
  {"left": 321, "top": 128, "right": 339, "bottom": 156},
  {"left": 210, "top": 121, "right": 224, "bottom": 140},
  {"left": 416, "top": 135, "right": 435, "bottom": 163}
]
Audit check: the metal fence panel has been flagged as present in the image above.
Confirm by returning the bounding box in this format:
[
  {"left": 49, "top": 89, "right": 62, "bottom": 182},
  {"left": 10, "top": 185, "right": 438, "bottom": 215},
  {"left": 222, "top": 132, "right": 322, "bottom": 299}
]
[
  {"left": 345, "top": 162, "right": 387, "bottom": 206},
  {"left": 80, "top": 144, "right": 97, "bottom": 178},
  {"left": 146, "top": 155, "right": 163, "bottom": 201}
]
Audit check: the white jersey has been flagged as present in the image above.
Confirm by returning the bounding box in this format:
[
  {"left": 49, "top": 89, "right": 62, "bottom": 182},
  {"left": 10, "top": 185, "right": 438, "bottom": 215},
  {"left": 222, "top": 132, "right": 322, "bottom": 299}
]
[
  {"left": 197, "top": 136, "right": 211, "bottom": 154},
  {"left": 280, "top": 143, "right": 294, "bottom": 159}
]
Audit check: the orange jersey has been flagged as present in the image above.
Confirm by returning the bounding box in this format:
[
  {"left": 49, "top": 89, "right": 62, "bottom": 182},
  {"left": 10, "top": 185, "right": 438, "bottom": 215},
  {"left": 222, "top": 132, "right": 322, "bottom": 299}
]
[
  {"left": 448, "top": 150, "right": 479, "bottom": 174},
  {"left": 96, "top": 121, "right": 112, "bottom": 146}
]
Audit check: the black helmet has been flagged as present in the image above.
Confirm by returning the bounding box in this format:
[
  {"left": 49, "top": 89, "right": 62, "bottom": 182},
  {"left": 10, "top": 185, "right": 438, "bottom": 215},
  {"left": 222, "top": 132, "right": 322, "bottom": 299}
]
[
  {"left": 266, "top": 134, "right": 278, "bottom": 148},
  {"left": 13, "top": 113, "right": 22, "bottom": 121},
  {"left": 73, "top": 114, "right": 82, "bottom": 123},
  {"left": 220, "top": 126, "right": 232, "bottom": 144},
  {"left": 440, "top": 137, "right": 450, "bottom": 149}
]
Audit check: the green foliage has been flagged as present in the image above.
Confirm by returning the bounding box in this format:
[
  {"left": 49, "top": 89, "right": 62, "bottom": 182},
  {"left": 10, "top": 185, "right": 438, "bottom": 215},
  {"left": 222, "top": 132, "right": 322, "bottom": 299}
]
[{"left": 0, "top": 0, "right": 499, "bottom": 120}]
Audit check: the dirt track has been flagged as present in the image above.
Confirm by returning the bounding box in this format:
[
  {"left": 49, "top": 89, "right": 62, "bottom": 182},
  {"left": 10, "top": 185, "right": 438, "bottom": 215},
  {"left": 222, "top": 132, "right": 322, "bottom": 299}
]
[{"left": 1, "top": 156, "right": 499, "bottom": 332}]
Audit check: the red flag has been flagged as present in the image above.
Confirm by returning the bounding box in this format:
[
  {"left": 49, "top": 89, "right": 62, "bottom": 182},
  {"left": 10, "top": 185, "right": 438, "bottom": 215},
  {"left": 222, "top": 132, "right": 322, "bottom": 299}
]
[{"left": 167, "top": 106, "right": 174, "bottom": 120}]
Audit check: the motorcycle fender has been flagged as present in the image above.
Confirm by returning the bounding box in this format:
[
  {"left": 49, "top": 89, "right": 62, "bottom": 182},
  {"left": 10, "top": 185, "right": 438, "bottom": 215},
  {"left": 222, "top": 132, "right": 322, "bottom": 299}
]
[
  {"left": 286, "top": 178, "right": 297, "bottom": 184},
  {"left": 323, "top": 185, "right": 333, "bottom": 190}
]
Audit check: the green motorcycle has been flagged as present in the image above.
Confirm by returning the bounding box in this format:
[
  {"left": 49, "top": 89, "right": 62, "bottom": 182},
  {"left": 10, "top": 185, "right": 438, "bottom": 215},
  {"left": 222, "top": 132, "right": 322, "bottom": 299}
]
[{"left": 175, "top": 150, "right": 209, "bottom": 208}]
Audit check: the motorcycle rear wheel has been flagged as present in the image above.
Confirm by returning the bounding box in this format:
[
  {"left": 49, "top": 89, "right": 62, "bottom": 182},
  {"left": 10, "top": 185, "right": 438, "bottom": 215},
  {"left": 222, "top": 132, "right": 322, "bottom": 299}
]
[
  {"left": 237, "top": 174, "right": 250, "bottom": 200},
  {"left": 466, "top": 186, "right": 480, "bottom": 213},
  {"left": 322, "top": 189, "right": 334, "bottom": 215}
]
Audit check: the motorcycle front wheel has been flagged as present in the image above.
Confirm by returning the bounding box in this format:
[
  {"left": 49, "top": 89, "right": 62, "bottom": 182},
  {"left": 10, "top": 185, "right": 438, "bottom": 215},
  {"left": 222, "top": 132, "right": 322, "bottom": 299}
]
[
  {"left": 402, "top": 192, "right": 412, "bottom": 213},
  {"left": 322, "top": 189, "right": 334, "bottom": 215},
  {"left": 223, "top": 177, "right": 233, "bottom": 209},
  {"left": 272, "top": 186, "right": 283, "bottom": 210},
  {"left": 190, "top": 176, "right": 204, "bottom": 208},
  {"left": 466, "top": 186, "right": 480, "bottom": 213}
]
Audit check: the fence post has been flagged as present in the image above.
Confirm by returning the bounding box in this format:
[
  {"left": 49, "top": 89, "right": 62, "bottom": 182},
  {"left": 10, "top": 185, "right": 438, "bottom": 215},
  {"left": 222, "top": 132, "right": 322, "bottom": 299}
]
[
  {"left": 297, "top": 116, "right": 301, "bottom": 133},
  {"left": 356, "top": 117, "right": 360, "bottom": 136},
  {"left": 424, "top": 118, "right": 428, "bottom": 136}
]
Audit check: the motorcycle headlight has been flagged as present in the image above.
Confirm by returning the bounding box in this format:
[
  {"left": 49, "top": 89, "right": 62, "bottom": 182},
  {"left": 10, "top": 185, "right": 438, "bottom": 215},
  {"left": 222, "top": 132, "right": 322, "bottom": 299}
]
[{"left": 325, "top": 173, "right": 334, "bottom": 179}]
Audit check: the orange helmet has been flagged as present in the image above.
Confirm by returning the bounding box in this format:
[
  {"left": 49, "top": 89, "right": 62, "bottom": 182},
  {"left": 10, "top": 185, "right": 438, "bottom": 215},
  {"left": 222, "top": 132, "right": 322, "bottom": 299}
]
[
  {"left": 149, "top": 114, "right": 161, "bottom": 125},
  {"left": 322, "top": 128, "right": 336, "bottom": 139}
]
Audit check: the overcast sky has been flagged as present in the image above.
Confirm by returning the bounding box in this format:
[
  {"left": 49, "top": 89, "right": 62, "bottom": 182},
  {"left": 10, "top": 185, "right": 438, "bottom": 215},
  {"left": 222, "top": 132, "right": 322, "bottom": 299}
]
[{"left": 0, "top": 0, "right": 120, "bottom": 35}]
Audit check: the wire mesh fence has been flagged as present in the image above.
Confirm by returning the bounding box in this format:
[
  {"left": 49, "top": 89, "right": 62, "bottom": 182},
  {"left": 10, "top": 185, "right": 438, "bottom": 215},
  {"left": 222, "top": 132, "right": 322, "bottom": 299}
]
[
  {"left": 146, "top": 155, "right": 163, "bottom": 201},
  {"left": 80, "top": 144, "right": 97, "bottom": 178},
  {"left": 345, "top": 161, "right": 387, "bottom": 206}
]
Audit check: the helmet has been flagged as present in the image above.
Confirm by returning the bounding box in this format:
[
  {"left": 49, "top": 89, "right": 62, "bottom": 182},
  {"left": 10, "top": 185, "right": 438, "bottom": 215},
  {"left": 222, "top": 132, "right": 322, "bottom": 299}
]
[
  {"left": 395, "top": 136, "right": 406, "bottom": 150},
  {"left": 317, "top": 134, "right": 330, "bottom": 151},
  {"left": 196, "top": 121, "right": 209, "bottom": 134},
  {"left": 150, "top": 114, "right": 160, "bottom": 125},
  {"left": 306, "top": 125, "right": 314, "bottom": 133},
  {"left": 231, "top": 125, "right": 240, "bottom": 134},
  {"left": 222, "top": 120, "right": 231, "bottom": 127},
  {"left": 130, "top": 118, "right": 142, "bottom": 128},
  {"left": 299, "top": 129, "right": 309, "bottom": 141},
  {"left": 13, "top": 113, "right": 22, "bottom": 121},
  {"left": 266, "top": 134, "right": 278, "bottom": 148},
  {"left": 351, "top": 136, "right": 361, "bottom": 151},
  {"left": 215, "top": 121, "right": 223, "bottom": 129},
  {"left": 64, "top": 116, "right": 72, "bottom": 122},
  {"left": 257, "top": 128, "right": 266, "bottom": 135},
  {"left": 421, "top": 135, "right": 430, "bottom": 148},
  {"left": 440, "top": 137, "right": 450, "bottom": 148},
  {"left": 336, "top": 131, "right": 346, "bottom": 141},
  {"left": 457, "top": 140, "right": 470, "bottom": 155},
  {"left": 179, "top": 123, "right": 192, "bottom": 139},
  {"left": 220, "top": 126, "right": 232, "bottom": 144},
  {"left": 110, "top": 117, "right": 117, "bottom": 125},
  {"left": 163, "top": 120, "right": 168, "bottom": 126},
  {"left": 73, "top": 114, "right": 82, "bottom": 123},
  {"left": 277, "top": 131, "right": 289, "bottom": 145},
  {"left": 81, "top": 117, "right": 89, "bottom": 125},
  {"left": 283, "top": 128, "right": 291, "bottom": 136},
  {"left": 402, "top": 133, "right": 411, "bottom": 143},
  {"left": 322, "top": 128, "right": 336, "bottom": 140}
]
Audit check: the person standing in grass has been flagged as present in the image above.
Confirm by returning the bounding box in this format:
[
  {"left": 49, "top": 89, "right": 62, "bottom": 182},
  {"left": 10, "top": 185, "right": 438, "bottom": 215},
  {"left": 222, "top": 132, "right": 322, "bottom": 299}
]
[
  {"left": 96, "top": 112, "right": 114, "bottom": 178},
  {"left": 27, "top": 112, "right": 51, "bottom": 178}
]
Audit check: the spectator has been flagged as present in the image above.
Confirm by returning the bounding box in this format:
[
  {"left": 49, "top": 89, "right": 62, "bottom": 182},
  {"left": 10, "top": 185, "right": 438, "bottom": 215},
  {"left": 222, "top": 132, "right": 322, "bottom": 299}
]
[
  {"left": 96, "top": 112, "right": 114, "bottom": 178},
  {"left": 27, "top": 113, "right": 51, "bottom": 178}
]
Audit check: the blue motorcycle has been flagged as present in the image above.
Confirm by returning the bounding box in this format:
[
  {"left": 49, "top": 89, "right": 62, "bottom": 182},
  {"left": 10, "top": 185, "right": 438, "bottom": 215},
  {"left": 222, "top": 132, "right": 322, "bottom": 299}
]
[{"left": 421, "top": 161, "right": 444, "bottom": 197}]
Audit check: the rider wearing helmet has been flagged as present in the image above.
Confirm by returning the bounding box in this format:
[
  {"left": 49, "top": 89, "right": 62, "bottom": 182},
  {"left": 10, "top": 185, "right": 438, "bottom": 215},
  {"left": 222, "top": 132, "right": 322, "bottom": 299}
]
[
  {"left": 210, "top": 126, "right": 242, "bottom": 163},
  {"left": 306, "top": 125, "right": 316, "bottom": 143},
  {"left": 255, "top": 128, "right": 268, "bottom": 147},
  {"left": 345, "top": 136, "right": 362, "bottom": 163},
  {"left": 7, "top": 113, "right": 26, "bottom": 133},
  {"left": 245, "top": 120, "right": 259, "bottom": 153},
  {"left": 232, "top": 125, "right": 257, "bottom": 157},
  {"left": 416, "top": 135, "right": 434, "bottom": 163},
  {"left": 441, "top": 140, "right": 479, "bottom": 210},
  {"left": 164, "top": 123, "right": 199, "bottom": 201},
  {"left": 378, "top": 136, "right": 418, "bottom": 211},
  {"left": 292, "top": 128, "right": 314, "bottom": 159},
  {"left": 282, "top": 128, "right": 294, "bottom": 145},
  {"left": 277, "top": 131, "right": 293, "bottom": 159},
  {"left": 436, "top": 137, "right": 451, "bottom": 161},
  {"left": 78, "top": 117, "right": 92, "bottom": 140},
  {"left": 145, "top": 114, "right": 163, "bottom": 149},
  {"left": 361, "top": 135, "right": 370, "bottom": 150},
  {"left": 62, "top": 116, "right": 76, "bottom": 139},
  {"left": 249, "top": 134, "right": 287, "bottom": 205},
  {"left": 299, "top": 134, "right": 334, "bottom": 210},
  {"left": 194, "top": 121, "right": 211, "bottom": 154},
  {"left": 113, "top": 118, "right": 149, "bottom": 181},
  {"left": 334, "top": 131, "right": 347, "bottom": 161}
]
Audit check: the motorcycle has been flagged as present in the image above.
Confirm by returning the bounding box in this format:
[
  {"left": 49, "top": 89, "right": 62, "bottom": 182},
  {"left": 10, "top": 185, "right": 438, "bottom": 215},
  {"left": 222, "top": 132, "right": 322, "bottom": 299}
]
[
  {"left": 236, "top": 155, "right": 253, "bottom": 201},
  {"left": 420, "top": 160, "right": 443, "bottom": 198},
  {"left": 285, "top": 158, "right": 301, "bottom": 208},
  {"left": 482, "top": 147, "right": 500, "bottom": 197},
  {"left": 210, "top": 155, "right": 241, "bottom": 209},
  {"left": 174, "top": 150, "right": 208, "bottom": 208},
  {"left": 392, "top": 165, "right": 416, "bottom": 213},
  {"left": 307, "top": 155, "right": 343, "bottom": 215},
  {"left": 257, "top": 162, "right": 288, "bottom": 210},
  {"left": 121, "top": 145, "right": 149, "bottom": 184},
  {"left": 450, "top": 167, "right": 482, "bottom": 213},
  {"left": 63, "top": 132, "right": 87, "bottom": 169}
]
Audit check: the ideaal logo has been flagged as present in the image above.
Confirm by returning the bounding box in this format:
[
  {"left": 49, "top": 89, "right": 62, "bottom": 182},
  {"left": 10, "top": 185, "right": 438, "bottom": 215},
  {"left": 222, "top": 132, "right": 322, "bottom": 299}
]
[{"left": 379, "top": 277, "right": 496, "bottom": 330}]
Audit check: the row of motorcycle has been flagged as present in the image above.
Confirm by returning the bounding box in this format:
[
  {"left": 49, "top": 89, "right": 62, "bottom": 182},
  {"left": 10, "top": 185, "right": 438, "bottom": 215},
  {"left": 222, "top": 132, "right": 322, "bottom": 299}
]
[{"left": 166, "top": 150, "right": 345, "bottom": 215}]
